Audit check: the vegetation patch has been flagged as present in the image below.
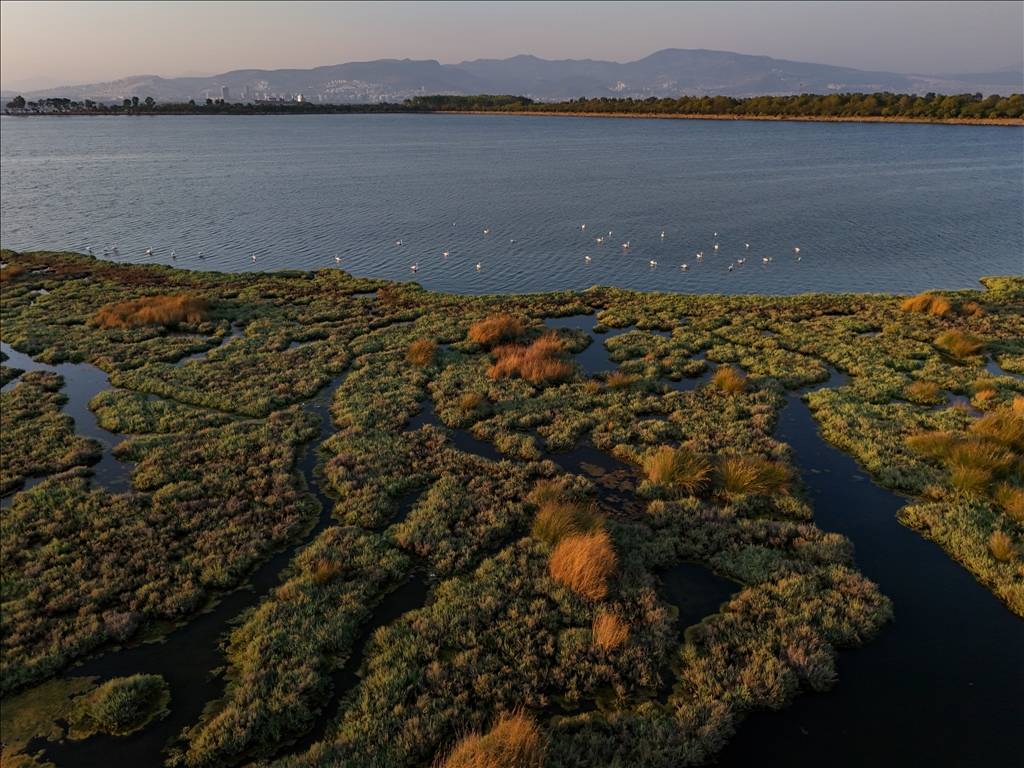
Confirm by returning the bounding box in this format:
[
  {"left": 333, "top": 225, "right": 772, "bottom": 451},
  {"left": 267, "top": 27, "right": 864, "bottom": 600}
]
[{"left": 92, "top": 294, "right": 209, "bottom": 328}]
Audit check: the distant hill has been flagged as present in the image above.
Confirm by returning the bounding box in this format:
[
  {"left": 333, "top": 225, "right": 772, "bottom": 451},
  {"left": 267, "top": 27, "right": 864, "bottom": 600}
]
[{"left": 7, "top": 49, "right": 1022, "bottom": 104}]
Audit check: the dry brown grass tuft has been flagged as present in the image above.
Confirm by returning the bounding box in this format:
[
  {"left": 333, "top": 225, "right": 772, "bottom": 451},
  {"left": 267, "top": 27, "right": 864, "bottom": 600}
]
[
  {"left": 901, "top": 292, "right": 953, "bottom": 317},
  {"left": 531, "top": 500, "right": 602, "bottom": 547},
  {"left": 906, "top": 430, "right": 957, "bottom": 459},
  {"left": 905, "top": 380, "right": 942, "bottom": 404},
  {"left": 988, "top": 530, "right": 1017, "bottom": 562},
  {"left": 548, "top": 530, "right": 617, "bottom": 601},
  {"left": 711, "top": 365, "right": 748, "bottom": 395},
  {"left": 995, "top": 483, "right": 1024, "bottom": 523},
  {"left": 935, "top": 329, "right": 985, "bottom": 360},
  {"left": 949, "top": 465, "right": 992, "bottom": 495},
  {"left": 488, "top": 333, "right": 573, "bottom": 386},
  {"left": 440, "top": 710, "right": 545, "bottom": 768},
  {"left": 1012, "top": 396, "right": 1024, "bottom": 418},
  {"left": 717, "top": 455, "right": 791, "bottom": 497},
  {"left": 92, "top": 294, "right": 209, "bottom": 328},
  {"left": 643, "top": 446, "right": 712, "bottom": 495},
  {"left": 592, "top": 610, "right": 629, "bottom": 651},
  {"left": 407, "top": 338, "right": 438, "bottom": 367},
  {"left": 467, "top": 314, "right": 526, "bottom": 347},
  {"left": 310, "top": 558, "right": 342, "bottom": 585},
  {"left": 458, "top": 391, "right": 486, "bottom": 414},
  {"left": 946, "top": 438, "right": 1015, "bottom": 476},
  {"left": 0, "top": 264, "right": 28, "bottom": 283},
  {"left": 969, "top": 412, "right": 1024, "bottom": 451},
  {"left": 605, "top": 371, "right": 638, "bottom": 389},
  {"left": 961, "top": 301, "right": 986, "bottom": 318}
]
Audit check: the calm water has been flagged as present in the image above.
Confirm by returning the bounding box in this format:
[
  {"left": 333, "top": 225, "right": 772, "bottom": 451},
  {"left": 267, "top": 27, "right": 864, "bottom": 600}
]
[{"left": 1, "top": 114, "right": 1021, "bottom": 294}]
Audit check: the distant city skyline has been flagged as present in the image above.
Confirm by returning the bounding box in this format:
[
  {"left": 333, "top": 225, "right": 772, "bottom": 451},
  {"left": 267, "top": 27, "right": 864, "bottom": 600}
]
[{"left": 1, "top": 1, "right": 1022, "bottom": 92}]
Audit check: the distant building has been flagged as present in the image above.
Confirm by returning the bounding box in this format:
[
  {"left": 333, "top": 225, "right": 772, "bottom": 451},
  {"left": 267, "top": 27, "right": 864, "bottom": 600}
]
[
  {"left": 221, "top": 85, "right": 230, "bottom": 102},
  {"left": 296, "top": 93, "right": 304, "bottom": 103}
]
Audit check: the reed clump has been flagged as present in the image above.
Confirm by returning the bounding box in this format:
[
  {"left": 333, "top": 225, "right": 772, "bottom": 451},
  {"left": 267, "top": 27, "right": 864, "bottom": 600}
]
[
  {"left": 439, "top": 711, "right": 545, "bottom": 768},
  {"left": 905, "top": 380, "right": 941, "bottom": 404},
  {"left": 643, "top": 445, "right": 712, "bottom": 495},
  {"left": 934, "top": 329, "right": 985, "bottom": 360},
  {"left": 988, "top": 530, "right": 1017, "bottom": 562},
  {"left": 467, "top": 313, "right": 526, "bottom": 347},
  {"left": 531, "top": 500, "right": 602, "bottom": 547},
  {"left": 711, "top": 365, "right": 748, "bottom": 395},
  {"left": 994, "top": 483, "right": 1024, "bottom": 523},
  {"left": 407, "top": 339, "right": 438, "bottom": 367},
  {"left": 488, "top": 333, "right": 573, "bottom": 386},
  {"left": 92, "top": 294, "right": 209, "bottom": 328},
  {"left": 548, "top": 530, "right": 617, "bottom": 601},
  {"left": 717, "top": 455, "right": 791, "bottom": 497},
  {"left": 901, "top": 292, "right": 953, "bottom": 317},
  {"left": 592, "top": 609, "right": 629, "bottom": 651}
]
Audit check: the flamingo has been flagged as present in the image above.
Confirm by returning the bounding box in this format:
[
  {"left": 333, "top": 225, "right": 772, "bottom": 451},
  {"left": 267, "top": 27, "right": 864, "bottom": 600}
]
[
  {"left": 581, "top": 224, "right": 587, "bottom": 231},
  {"left": 171, "top": 250, "right": 177, "bottom": 260},
  {"left": 728, "top": 264, "right": 734, "bottom": 272},
  {"left": 251, "top": 252, "right": 257, "bottom": 262},
  {"left": 395, "top": 239, "right": 403, "bottom": 246}
]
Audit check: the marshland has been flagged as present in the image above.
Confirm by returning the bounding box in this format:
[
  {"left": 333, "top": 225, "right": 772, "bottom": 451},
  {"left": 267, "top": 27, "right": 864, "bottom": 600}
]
[{"left": 1, "top": 249, "right": 1021, "bottom": 767}]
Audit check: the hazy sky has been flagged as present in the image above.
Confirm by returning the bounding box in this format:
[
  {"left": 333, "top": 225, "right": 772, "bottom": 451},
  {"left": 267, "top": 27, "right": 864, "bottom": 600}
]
[{"left": 2, "top": 1, "right": 1022, "bottom": 90}]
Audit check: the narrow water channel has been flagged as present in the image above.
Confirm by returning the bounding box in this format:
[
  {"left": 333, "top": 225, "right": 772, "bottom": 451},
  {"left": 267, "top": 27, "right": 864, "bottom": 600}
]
[{"left": 715, "top": 376, "right": 1023, "bottom": 767}]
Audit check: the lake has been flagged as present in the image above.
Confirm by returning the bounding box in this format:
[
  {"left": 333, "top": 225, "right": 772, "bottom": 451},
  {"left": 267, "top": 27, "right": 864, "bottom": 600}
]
[{"left": 1, "top": 114, "right": 1021, "bottom": 294}]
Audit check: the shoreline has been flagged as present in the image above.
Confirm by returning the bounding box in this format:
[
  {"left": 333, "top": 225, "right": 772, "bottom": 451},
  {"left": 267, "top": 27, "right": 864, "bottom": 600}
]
[
  {"left": 4, "top": 110, "right": 1021, "bottom": 126},
  {"left": 438, "top": 110, "right": 1024, "bottom": 127}
]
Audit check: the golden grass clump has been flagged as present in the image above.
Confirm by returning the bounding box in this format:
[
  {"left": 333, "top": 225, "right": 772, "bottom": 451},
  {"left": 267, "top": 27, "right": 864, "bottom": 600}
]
[
  {"left": 969, "top": 412, "right": 1024, "bottom": 451},
  {"left": 488, "top": 333, "right": 573, "bottom": 386},
  {"left": 310, "top": 558, "right": 342, "bottom": 585},
  {"left": 1012, "top": 396, "right": 1024, "bottom": 418},
  {"left": 0, "top": 264, "right": 28, "bottom": 283},
  {"left": 440, "top": 711, "right": 545, "bottom": 768},
  {"left": 934, "top": 329, "right": 985, "bottom": 360},
  {"left": 988, "top": 530, "right": 1017, "bottom": 562},
  {"left": 949, "top": 465, "right": 992, "bottom": 495},
  {"left": 467, "top": 313, "right": 526, "bottom": 348},
  {"left": 92, "top": 294, "right": 209, "bottom": 329},
  {"left": 406, "top": 338, "right": 438, "bottom": 367},
  {"left": 605, "top": 371, "right": 638, "bottom": 389},
  {"left": 458, "top": 391, "right": 486, "bottom": 414},
  {"left": 711, "top": 365, "right": 748, "bottom": 395},
  {"left": 531, "top": 500, "right": 602, "bottom": 547},
  {"left": 643, "top": 446, "right": 712, "bottom": 495},
  {"left": 717, "top": 455, "right": 791, "bottom": 497},
  {"left": 961, "top": 301, "right": 986, "bottom": 318},
  {"left": 905, "top": 430, "right": 958, "bottom": 459},
  {"left": 994, "top": 483, "right": 1024, "bottom": 523},
  {"left": 946, "top": 439, "right": 1015, "bottom": 476},
  {"left": 548, "top": 530, "right": 617, "bottom": 601},
  {"left": 900, "top": 292, "right": 953, "bottom": 317},
  {"left": 592, "top": 610, "right": 629, "bottom": 651},
  {"left": 905, "top": 380, "right": 941, "bottom": 404}
]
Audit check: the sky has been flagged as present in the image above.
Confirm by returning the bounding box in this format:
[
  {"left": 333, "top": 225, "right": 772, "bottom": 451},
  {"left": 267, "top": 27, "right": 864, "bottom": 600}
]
[{"left": 2, "top": 0, "right": 1022, "bottom": 91}]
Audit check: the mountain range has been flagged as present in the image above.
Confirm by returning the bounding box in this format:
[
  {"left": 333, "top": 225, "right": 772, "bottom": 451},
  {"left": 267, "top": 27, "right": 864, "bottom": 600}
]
[{"left": 5, "top": 49, "right": 1021, "bottom": 103}]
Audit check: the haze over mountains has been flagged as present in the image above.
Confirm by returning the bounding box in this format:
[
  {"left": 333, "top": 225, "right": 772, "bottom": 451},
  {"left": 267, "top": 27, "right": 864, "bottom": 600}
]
[{"left": 6, "top": 48, "right": 1022, "bottom": 103}]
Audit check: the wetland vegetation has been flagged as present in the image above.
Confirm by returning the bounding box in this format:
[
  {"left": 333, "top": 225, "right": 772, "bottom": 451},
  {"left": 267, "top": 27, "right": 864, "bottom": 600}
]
[{"left": 0, "top": 250, "right": 1020, "bottom": 767}]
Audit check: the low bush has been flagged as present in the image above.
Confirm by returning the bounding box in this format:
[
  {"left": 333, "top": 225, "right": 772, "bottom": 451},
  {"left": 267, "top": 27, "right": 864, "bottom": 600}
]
[
  {"left": 468, "top": 314, "right": 526, "bottom": 347},
  {"left": 905, "top": 380, "right": 942, "bottom": 404},
  {"left": 440, "top": 710, "right": 545, "bottom": 768},
  {"left": 711, "top": 365, "right": 748, "bottom": 395},
  {"left": 643, "top": 446, "right": 711, "bottom": 495},
  {"left": 548, "top": 530, "right": 617, "bottom": 601},
  {"left": 70, "top": 675, "right": 168, "bottom": 736},
  {"left": 994, "top": 483, "right": 1024, "bottom": 523},
  {"left": 970, "top": 412, "right": 1024, "bottom": 451},
  {"left": 407, "top": 338, "right": 438, "bottom": 367},
  {"left": 458, "top": 391, "right": 487, "bottom": 414},
  {"left": 605, "top": 371, "right": 638, "bottom": 389},
  {"left": 906, "top": 430, "right": 957, "bottom": 459},
  {"left": 92, "top": 294, "right": 209, "bottom": 328}
]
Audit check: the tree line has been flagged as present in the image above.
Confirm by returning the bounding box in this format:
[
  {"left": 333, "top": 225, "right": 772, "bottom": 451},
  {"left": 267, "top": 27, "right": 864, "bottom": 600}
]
[{"left": 6, "top": 91, "right": 1022, "bottom": 119}]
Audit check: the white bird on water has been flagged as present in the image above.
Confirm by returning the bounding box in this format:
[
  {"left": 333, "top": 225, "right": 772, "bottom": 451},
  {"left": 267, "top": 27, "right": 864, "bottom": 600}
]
[
  {"left": 745, "top": 243, "right": 751, "bottom": 249},
  {"left": 696, "top": 251, "right": 704, "bottom": 260},
  {"left": 395, "top": 239, "right": 403, "bottom": 246},
  {"left": 171, "top": 250, "right": 177, "bottom": 260},
  {"left": 713, "top": 243, "right": 719, "bottom": 251},
  {"left": 585, "top": 255, "right": 592, "bottom": 263},
  {"left": 509, "top": 238, "right": 516, "bottom": 244},
  {"left": 622, "top": 241, "right": 631, "bottom": 250},
  {"left": 411, "top": 263, "right": 418, "bottom": 272},
  {"left": 251, "top": 252, "right": 257, "bottom": 262},
  {"left": 713, "top": 231, "right": 719, "bottom": 237},
  {"left": 197, "top": 250, "right": 202, "bottom": 259},
  {"left": 794, "top": 246, "right": 801, "bottom": 254},
  {"left": 649, "top": 260, "right": 658, "bottom": 267},
  {"left": 660, "top": 230, "right": 666, "bottom": 239},
  {"left": 581, "top": 224, "right": 587, "bottom": 231},
  {"left": 145, "top": 247, "right": 153, "bottom": 257},
  {"left": 596, "top": 236, "right": 604, "bottom": 244},
  {"left": 737, "top": 257, "right": 746, "bottom": 265},
  {"left": 762, "top": 256, "right": 771, "bottom": 264},
  {"left": 680, "top": 263, "right": 688, "bottom": 271},
  {"left": 475, "top": 262, "right": 482, "bottom": 271},
  {"left": 442, "top": 250, "right": 449, "bottom": 258},
  {"left": 335, "top": 255, "right": 341, "bottom": 265},
  {"left": 483, "top": 228, "right": 490, "bottom": 235},
  {"left": 728, "top": 264, "right": 734, "bottom": 272},
  {"left": 86, "top": 246, "right": 93, "bottom": 255}
]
